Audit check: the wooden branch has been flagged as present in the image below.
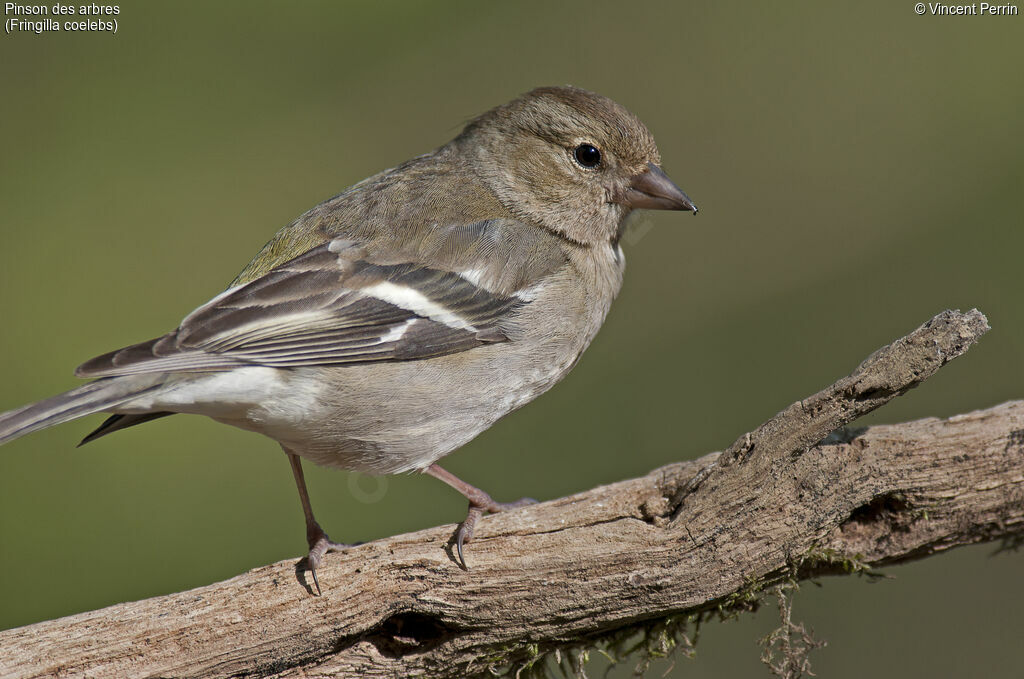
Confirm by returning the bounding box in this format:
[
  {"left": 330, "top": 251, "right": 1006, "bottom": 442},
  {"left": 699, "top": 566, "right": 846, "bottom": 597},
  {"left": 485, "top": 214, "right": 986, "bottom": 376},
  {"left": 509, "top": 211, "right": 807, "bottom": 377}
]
[{"left": 4, "top": 309, "right": 1022, "bottom": 679}]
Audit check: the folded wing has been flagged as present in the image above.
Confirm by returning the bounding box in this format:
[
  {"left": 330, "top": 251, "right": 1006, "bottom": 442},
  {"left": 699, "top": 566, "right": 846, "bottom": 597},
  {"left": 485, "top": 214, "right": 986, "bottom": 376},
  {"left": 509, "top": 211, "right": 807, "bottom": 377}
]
[{"left": 76, "top": 239, "right": 528, "bottom": 378}]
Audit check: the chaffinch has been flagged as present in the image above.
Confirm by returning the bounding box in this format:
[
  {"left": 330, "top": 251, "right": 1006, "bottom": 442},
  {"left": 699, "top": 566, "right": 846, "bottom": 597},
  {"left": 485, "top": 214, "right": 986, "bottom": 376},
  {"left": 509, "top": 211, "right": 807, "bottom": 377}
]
[{"left": 0, "top": 86, "right": 696, "bottom": 592}]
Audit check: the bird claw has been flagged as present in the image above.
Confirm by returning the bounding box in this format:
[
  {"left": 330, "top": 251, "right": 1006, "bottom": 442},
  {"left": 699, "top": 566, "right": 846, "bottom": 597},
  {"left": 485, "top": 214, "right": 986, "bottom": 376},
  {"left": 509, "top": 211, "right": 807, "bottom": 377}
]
[
  {"left": 454, "top": 506, "right": 483, "bottom": 570},
  {"left": 496, "top": 497, "right": 537, "bottom": 511},
  {"left": 303, "top": 524, "right": 350, "bottom": 595},
  {"left": 453, "top": 496, "right": 537, "bottom": 570}
]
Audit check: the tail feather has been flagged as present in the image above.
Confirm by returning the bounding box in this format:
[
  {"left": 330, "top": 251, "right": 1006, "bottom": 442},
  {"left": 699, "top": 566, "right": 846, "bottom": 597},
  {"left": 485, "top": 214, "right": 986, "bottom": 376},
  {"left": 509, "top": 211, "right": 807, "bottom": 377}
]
[
  {"left": 78, "top": 412, "right": 176, "bottom": 447},
  {"left": 0, "top": 376, "right": 166, "bottom": 446}
]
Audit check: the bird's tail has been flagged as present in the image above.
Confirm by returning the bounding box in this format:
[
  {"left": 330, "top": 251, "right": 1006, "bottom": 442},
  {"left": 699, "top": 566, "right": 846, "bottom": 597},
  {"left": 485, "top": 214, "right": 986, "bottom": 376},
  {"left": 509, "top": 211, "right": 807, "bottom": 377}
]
[{"left": 0, "top": 375, "right": 166, "bottom": 446}]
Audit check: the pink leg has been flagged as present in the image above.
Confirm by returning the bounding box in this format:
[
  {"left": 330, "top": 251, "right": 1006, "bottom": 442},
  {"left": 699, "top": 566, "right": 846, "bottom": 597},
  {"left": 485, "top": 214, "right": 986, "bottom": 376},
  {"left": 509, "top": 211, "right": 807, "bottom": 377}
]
[
  {"left": 425, "top": 464, "right": 535, "bottom": 569},
  {"left": 286, "top": 450, "right": 349, "bottom": 595}
]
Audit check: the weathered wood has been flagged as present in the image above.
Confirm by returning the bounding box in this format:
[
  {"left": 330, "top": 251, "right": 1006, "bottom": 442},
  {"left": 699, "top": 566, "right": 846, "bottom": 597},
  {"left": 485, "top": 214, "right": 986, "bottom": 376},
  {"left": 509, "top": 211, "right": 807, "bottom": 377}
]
[{"left": 3, "top": 309, "right": 1021, "bottom": 679}]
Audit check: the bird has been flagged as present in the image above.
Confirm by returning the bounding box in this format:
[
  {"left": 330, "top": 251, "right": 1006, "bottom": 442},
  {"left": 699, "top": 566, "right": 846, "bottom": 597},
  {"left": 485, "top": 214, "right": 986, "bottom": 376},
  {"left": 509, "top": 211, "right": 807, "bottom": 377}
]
[{"left": 0, "top": 86, "right": 696, "bottom": 593}]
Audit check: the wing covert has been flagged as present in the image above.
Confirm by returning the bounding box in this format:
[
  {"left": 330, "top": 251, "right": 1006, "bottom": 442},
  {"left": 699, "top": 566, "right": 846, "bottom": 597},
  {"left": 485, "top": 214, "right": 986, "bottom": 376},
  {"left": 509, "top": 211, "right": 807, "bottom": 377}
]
[{"left": 75, "top": 239, "right": 530, "bottom": 378}]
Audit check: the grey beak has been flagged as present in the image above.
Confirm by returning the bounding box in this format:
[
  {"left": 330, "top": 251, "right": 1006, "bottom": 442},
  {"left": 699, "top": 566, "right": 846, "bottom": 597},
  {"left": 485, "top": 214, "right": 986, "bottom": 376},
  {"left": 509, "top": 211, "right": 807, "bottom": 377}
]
[{"left": 618, "top": 162, "right": 697, "bottom": 213}]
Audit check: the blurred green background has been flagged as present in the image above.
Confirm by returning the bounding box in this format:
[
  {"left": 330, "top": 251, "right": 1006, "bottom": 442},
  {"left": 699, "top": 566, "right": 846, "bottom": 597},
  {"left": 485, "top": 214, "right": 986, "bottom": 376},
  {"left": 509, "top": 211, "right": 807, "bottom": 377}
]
[{"left": 1, "top": 1, "right": 1022, "bottom": 676}]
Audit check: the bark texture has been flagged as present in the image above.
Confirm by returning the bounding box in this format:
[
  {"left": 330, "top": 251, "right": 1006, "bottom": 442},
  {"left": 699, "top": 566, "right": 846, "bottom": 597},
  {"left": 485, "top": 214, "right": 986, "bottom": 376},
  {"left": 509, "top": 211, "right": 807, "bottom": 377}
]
[{"left": 3, "top": 309, "right": 1022, "bottom": 679}]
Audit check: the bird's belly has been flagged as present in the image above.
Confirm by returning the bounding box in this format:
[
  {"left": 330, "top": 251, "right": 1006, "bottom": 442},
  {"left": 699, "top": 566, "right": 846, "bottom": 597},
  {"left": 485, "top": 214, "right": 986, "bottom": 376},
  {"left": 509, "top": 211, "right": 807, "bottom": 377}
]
[
  {"left": 111, "top": 337, "right": 583, "bottom": 476},
  {"left": 271, "top": 338, "right": 585, "bottom": 475}
]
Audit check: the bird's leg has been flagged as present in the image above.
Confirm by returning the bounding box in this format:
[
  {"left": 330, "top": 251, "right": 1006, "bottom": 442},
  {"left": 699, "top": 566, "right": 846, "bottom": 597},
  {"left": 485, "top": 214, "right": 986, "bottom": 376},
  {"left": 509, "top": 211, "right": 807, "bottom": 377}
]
[
  {"left": 286, "top": 450, "right": 348, "bottom": 595},
  {"left": 425, "top": 463, "right": 536, "bottom": 569}
]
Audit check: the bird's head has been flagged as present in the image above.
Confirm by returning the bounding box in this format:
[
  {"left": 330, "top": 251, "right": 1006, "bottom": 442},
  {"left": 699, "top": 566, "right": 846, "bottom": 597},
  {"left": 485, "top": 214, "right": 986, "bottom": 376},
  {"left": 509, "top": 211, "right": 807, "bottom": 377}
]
[{"left": 457, "top": 86, "right": 696, "bottom": 246}]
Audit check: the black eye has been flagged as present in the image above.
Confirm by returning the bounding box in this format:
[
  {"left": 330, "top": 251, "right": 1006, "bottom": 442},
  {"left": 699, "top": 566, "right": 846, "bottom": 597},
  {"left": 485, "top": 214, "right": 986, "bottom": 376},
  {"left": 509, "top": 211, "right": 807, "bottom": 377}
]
[{"left": 573, "top": 143, "right": 601, "bottom": 168}]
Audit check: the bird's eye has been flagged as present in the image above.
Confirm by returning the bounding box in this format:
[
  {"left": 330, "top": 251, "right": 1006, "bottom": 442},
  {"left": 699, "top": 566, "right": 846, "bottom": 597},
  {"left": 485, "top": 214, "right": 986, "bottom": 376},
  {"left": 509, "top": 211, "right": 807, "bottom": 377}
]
[{"left": 573, "top": 143, "right": 601, "bottom": 169}]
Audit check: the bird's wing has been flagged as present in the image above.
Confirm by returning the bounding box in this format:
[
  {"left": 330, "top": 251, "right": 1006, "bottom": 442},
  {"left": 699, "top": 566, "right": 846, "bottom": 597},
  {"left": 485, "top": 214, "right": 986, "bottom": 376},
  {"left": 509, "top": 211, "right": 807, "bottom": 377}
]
[{"left": 75, "top": 232, "right": 553, "bottom": 378}]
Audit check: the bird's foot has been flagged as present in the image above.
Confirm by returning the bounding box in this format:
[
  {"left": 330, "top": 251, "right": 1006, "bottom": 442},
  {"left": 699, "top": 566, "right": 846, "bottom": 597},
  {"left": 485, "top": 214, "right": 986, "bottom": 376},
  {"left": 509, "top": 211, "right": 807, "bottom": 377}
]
[
  {"left": 454, "top": 494, "right": 536, "bottom": 570},
  {"left": 424, "top": 463, "right": 537, "bottom": 570},
  {"left": 303, "top": 523, "right": 350, "bottom": 595}
]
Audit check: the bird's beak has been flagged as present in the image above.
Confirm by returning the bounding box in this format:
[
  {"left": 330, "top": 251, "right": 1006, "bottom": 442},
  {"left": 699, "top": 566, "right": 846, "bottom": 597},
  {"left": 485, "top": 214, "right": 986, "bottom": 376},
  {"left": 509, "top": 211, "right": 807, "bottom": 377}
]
[{"left": 618, "top": 162, "right": 697, "bottom": 213}]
